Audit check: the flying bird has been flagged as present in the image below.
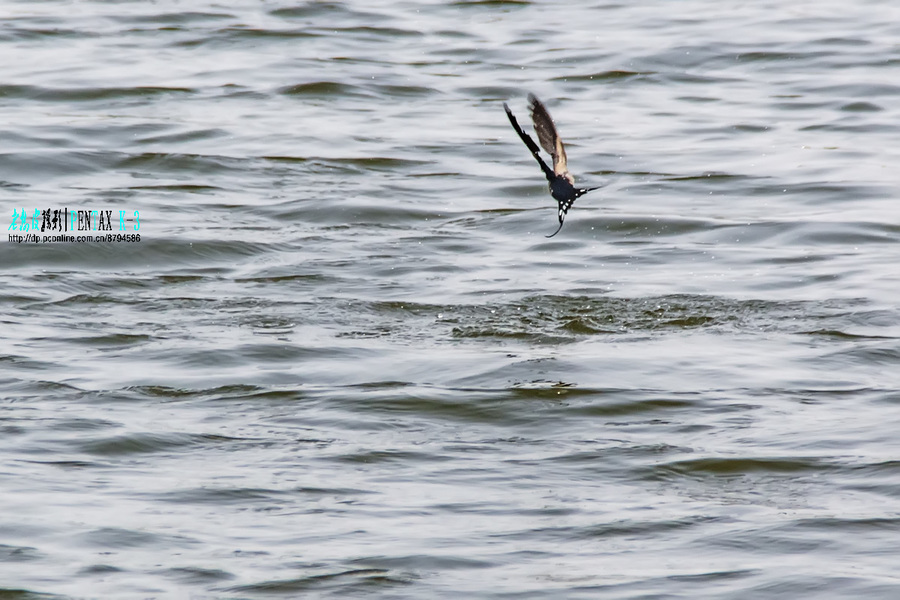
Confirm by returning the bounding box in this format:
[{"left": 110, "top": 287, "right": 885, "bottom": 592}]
[{"left": 503, "top": 94, "right": 599, "bottom": 237}]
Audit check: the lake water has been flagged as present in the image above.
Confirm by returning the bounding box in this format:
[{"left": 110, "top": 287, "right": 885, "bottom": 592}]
[{"left": 2, "top": 1, "right": 900, "bottom": 598}]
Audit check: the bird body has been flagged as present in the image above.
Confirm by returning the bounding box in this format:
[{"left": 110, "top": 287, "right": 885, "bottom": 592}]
[{"left": 503, "top": 94, "right": 598, "bottom": 237}]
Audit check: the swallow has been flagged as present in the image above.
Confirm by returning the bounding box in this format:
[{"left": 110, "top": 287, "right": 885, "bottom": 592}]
[{"left": 503, "top": 94, "right": 599, "bottom": 237}]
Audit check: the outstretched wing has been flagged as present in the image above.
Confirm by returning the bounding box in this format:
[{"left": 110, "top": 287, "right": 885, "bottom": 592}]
[
  {"left": 504, "top": 102, "right": 554, "bottom": 182},
  {"left": 528, "top": 94, "right": 573, "bottom": 184}
]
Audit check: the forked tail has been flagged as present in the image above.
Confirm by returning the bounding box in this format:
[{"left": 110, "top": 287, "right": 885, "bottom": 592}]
[
  {"left": 545, "top": 186, "right": 600, "bottom": 237},
  {"left": 545, "top": 220, "right": 565, "bottom": 238}
]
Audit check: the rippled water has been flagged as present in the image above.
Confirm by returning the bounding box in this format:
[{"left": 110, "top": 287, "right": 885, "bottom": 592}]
[{"left": 3, "top": 1, "right": 900, "bottom": 598}]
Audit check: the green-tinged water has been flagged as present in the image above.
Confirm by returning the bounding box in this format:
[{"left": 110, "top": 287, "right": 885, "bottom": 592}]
[{"left": 2, "top": 1, "right": 900, "bottom": 598}]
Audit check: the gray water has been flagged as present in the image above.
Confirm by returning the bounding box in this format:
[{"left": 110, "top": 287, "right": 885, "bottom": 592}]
[{"left": 3, "top": 1, "right": 900, "bottom": 598}]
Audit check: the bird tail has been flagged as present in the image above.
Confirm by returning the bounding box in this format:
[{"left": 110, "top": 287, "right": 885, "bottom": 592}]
[
  {"left": 545, "top": 220, "right": 565, "bottom": 238},
  {"left": 545, "top": 186, "right": 600, "bottom": 238},
  {"left": 545, "top": 203, "right": 569, "bottom": 238}
]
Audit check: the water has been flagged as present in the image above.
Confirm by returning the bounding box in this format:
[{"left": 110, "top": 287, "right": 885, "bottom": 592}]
[{"left": 2, "top": 1, "right": 900, "bottom": 598}]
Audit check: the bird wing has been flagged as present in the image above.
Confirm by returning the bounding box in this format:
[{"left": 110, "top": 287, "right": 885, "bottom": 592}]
[
  {"left": 504, "top": 102, "right": 554, "bottom": 182},
  {"left": 528, "top": 94, "right": 572, "bottom": 184}
]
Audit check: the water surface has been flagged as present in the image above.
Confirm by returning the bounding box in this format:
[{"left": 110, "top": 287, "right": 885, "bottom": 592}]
[{"left": 2, "top": 1, "right": 900, "bottom": 598}]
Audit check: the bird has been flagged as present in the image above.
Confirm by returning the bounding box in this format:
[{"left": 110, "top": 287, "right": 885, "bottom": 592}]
[{"left": 503, "top": 94, "right": 599, "bottom": 237}]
